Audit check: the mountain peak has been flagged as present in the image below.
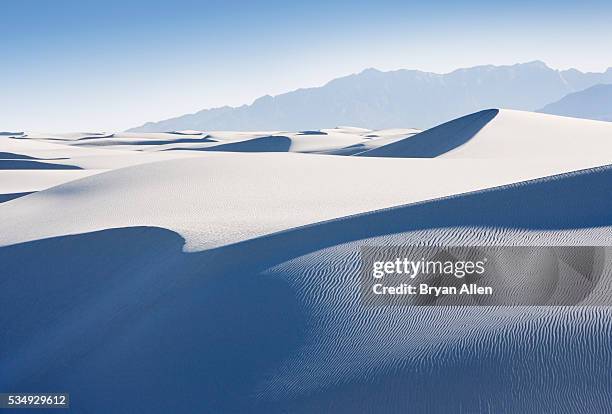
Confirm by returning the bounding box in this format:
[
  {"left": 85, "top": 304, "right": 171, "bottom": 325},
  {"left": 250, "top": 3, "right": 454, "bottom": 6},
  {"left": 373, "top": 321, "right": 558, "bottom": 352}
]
[
  {"left": 252, "top": 94, "right": 274, "bottom": 105},
  {"left": 360, "top": 67, "right": 382, "bottom": 74},
  {"left": 522, "top": 60, "right": 549, "bottom": 68}
]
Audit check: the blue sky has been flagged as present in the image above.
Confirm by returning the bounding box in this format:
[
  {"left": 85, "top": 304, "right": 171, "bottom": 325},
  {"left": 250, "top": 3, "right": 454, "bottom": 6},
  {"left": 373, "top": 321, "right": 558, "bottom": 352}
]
[{"left": 2, "top": 0, "right": 612, "bottom": 131}]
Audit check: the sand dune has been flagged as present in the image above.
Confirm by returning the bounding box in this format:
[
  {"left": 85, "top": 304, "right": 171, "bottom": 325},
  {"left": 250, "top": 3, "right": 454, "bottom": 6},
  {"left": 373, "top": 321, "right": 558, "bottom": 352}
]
[
  {"left": 2, "top": 153, "right": 609, "bottom": 250},
  {"left": 15, "top": 127, "right": 412, "bottom": 154},
  {"left": 0, "top": 135, "right": 200, "bottom": 198},
  {"left": 358, "top": 109, "right": 499, "bottom": 157},
  {"left": 2, "top": 108, "right": 610, "bottom": 246},
  {"left": 31, "top": 109, "right": 606, "bottom": 161},
  {"left": 3, "top": 108, "right": 612, "bottom": 412},
  {"left": 442, "top": 109, "right": 612, "bottom": 159},
  {"left": 0, "top": 170, "right": 104, "bottom": 193},
  {"left": 2, "top": 163, "right": 612, "bottom": 412},
  {"left": 359, "top": 109, "right": 612, "bottom": 161}
]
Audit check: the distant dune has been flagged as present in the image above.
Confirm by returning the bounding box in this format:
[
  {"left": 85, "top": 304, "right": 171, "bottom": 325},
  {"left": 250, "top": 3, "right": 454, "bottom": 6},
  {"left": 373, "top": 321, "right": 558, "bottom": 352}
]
[{"left": 3, "top": 109, "right": 612, "bottom": 412}]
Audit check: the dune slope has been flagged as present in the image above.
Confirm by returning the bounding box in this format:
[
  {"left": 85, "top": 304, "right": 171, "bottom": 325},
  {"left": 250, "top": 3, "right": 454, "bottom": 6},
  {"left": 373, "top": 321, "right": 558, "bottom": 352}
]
[
  {"left": 3, "top": 108, "right": 612, "bottom": 413},
  {"left": 1, "top": 152, "right": 609, "bottom": 250},
  {"left": 359, "top": 109, "right": 612, "bottom": 160},
  {"left": 2, "top": 164, "right": 612, "bottom": 412}
]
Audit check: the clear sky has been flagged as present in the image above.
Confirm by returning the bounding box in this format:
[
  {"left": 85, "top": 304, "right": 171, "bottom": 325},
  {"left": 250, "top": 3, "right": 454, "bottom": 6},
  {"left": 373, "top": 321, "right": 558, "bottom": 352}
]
[{"left": 2, "top": 0, "right": 612, "bottom": 132}]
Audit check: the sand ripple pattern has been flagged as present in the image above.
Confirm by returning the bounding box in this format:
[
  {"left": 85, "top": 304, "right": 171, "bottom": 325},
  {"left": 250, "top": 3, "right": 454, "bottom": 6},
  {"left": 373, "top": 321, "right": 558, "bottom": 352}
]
[{"left": 2, "top": 163, "right": 612, "bottom": 412}]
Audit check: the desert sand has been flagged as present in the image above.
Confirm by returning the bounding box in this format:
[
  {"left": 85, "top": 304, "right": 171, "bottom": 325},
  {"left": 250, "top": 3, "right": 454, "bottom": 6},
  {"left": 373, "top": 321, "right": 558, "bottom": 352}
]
[{"left": 2, "top": 109, "right": 612, "bottom": 412}]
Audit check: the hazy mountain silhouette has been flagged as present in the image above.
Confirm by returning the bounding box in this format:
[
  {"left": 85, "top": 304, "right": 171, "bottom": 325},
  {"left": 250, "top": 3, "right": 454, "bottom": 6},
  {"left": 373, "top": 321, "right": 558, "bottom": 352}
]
[
  {"left": 538, "top": 84, "right": 612, "bottom": 122},
  {"left": 128, "top": 61, "right": 612, "bottom": 132}
]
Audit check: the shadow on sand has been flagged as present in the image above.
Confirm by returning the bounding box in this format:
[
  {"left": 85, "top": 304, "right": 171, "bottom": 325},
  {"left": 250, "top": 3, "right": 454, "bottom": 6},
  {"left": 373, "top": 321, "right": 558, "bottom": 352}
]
[
  {"left": 0, "top": 192, "right": 34, "bottom": 203},
  {"left": 0, "top": 160, "right": 81, "bottom": 170},
  {"left": 175, "top": 135, "right": 292, "bottom": 152},
  {"left": 357, "top": 109, "right": 498, "bottom": 157},
  {"left": 2, "top": 163, "right": 612, "bottom": 412}
]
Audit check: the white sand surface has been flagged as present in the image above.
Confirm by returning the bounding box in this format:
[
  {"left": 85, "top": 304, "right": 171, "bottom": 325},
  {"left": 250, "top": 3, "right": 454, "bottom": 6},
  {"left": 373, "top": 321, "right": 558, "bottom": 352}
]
[
  {"left": 0, "top": 135, "right": 201, "bottom": 195},
  {"left": 2, "top": 109, "right": 612, "bottom": 249},
  {"left": 443, "top": 109, "right": 612, "bottom": 159},
  {"left": 0, "top": 152, "right": 608, "bottom": 251},
  {"left": 0, "top": 170, "right": 105, "bottom": 193},
  {"left": 3, "top": 109, "right": 612, "bottom": 413},
  {"left": 17, "top": 128, "right": 412, "bottom": 154},
  {"left": 359, "top": 109, "right": 612, "bottom": 161}
]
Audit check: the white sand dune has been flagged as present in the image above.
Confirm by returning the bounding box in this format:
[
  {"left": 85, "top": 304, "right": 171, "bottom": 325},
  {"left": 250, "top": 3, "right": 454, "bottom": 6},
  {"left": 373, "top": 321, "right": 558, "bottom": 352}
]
[
  {"left": 130, "top": 130, "right": 367, "bottom": 153},
  {"left": 1, "top": 153, "right": 608, "bottom": 250},
  {"left": 14, "top": 131, "right": 115, "bottom": 141},
  {"left": 0, "top": 135, "right": 201, "bottom": 197},
  {"left": 443, "top": 109, "right": 612, "bottom": 159},
  {"left": 3, "top": 109, "right": 611, "bottom": 246},
  {"left": 359, "top": 108, "right": 612, "bottom": 161},
  {"left": 0, "top": 170, "right": 104, "bottom": 193},
  {"left": 3, "top": 108, "right": 612, "bottom": 412},
  {"left": 17, "top": 127, "right": 410, "bottom": 154},
  {"left": 2, "top": 163, "right": 612, "bottom": 412},
  {"left": 320, "top": 128, "right": 421, "bottom": 155}
]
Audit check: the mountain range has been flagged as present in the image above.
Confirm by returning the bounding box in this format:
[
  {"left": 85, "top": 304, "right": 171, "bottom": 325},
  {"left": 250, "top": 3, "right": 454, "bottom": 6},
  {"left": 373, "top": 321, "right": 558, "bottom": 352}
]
[
  {"left": 128, "top": 61, "right": 612, "bottom": 132},
  {"left": 538, "top": 83, "right": 612, "bottom": 122}
]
